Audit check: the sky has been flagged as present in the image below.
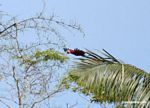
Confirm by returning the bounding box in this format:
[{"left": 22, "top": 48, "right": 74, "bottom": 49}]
[{"left": 1, "top": 0, "right": 150, "bottom": 108}]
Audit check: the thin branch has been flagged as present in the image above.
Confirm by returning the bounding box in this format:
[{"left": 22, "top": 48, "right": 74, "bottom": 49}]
[
  {"left": 0, "top": 96, "right": 18, "bottom": 105},
  {"left": 0, "top": 99, "right": 11, "bottom": 108},
  {"left": 66, "top": 102, "right": 78, "bottom": 108},
  {"left": 12, "top": 66, "right": 22, "bottom": 108},
  {"left": 31, "top": 88, "right": 62, "bottom": 108},
  {"left": 0, "top": 15, "right": 84, "bottom": 38},
  {"left": 0, "top": 23, "right": 16, "bottom": 35}
]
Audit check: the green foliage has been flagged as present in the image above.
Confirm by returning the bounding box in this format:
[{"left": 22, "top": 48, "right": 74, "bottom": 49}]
[
  {"left": 62, "top": 49, "right": 150, "bottom": 107},
  {"left": 34, "top": 49, "right": 68, "bottom": 63},
  {"left": 15, "top": 49, "right": 69, "bottom": 66}
]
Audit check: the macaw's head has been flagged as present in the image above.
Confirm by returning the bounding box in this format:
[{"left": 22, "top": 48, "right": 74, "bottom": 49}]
[{"left": 63, "top": 48, "right": 69, "bottom": 52}]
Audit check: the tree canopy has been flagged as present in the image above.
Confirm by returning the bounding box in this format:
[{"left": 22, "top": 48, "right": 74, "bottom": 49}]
[{"left": 0, "top": 7, "right": 84, "bottom": 107}]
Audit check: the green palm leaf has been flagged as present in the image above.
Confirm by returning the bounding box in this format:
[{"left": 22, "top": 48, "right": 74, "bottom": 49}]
[{"left": 62, "top": 49, "right": 150, "bottom": 107}]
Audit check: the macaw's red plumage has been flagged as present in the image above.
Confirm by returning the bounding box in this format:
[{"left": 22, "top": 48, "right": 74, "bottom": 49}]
[{"left": 63, "top": 48, "right": 86, "bottom": 56}]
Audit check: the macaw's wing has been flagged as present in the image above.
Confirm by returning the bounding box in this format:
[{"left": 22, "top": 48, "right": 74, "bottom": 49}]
[{"left": 73, "top": 49, "right": 85, "bottom": 56}]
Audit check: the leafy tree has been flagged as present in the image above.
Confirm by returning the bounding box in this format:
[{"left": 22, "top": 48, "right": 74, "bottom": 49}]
[
  {"left": 0, "top": 5, "right": 83, "bottom": 108},
  {"left": 62, "top": 49, "right": 150, "bottom": 108}
]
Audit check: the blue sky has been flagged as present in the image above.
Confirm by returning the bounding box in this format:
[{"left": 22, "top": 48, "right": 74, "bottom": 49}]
[{"left": 1, "top": 0, "right": 150, "bottom": 107}]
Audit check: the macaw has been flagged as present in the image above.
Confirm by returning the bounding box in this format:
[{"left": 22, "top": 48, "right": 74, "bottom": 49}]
[{"left": 63, "top": 48, "right": 86, "bottom": 56}]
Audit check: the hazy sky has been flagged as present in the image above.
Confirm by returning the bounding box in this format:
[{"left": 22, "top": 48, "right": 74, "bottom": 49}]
[{"left": 1, "top": 0, "right": 150, "bottom": 107}]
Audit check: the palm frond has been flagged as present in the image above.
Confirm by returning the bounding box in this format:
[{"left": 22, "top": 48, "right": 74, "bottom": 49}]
[{"left": 62, "top": 49, "right": 150, "bottom": 107}]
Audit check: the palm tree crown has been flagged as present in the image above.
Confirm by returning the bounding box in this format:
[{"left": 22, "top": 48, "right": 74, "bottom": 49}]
[{"left": 62, "top": 49, "right": 150, "bottom": 108}]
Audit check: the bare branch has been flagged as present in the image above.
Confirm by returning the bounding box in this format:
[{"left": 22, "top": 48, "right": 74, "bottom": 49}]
[
  {"left": 0, "top": 23, "right": 16, "bottom": 35},
  {"left": 66, "top": 102, "right": 78, "bottom": 108},
  {"left": 12, "top": 66, "right": 22, "bottom": 108},
  {"left": 0, "top": 99, "right": 11, "bottom": 108},
  {"left": 31, "top": 88, "right": 62, "bottom": 108}
]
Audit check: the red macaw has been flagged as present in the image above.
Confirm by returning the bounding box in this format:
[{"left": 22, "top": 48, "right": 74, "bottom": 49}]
[{"left": 63, "top": 48, "right": 86, "bottom": 56}]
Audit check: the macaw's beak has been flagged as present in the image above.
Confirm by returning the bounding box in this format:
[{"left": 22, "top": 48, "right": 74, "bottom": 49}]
[{"left": 63, "top": 48, "right": 68, "bottom": 52}]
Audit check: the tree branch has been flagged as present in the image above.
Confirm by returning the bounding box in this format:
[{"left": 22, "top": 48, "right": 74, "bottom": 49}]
[
  {"left": 12, "top": 66, "right": 22, "bottom": 108},
  {"left": 0, "top": 23, "right": 17, "bottom": 35},
  {"left": 31, "top": 88, "right": 62, "bottom": 108}
]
